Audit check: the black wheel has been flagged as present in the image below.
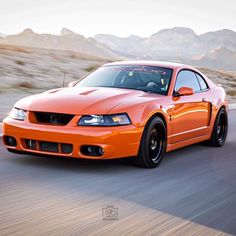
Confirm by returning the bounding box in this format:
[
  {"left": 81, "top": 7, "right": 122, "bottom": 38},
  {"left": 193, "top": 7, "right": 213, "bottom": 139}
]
[
  {"left": 135, "top": 116, "right": 166, "bottom": 168},
  {"left": 208, "top": 107, "right": 228, "bottom": 147}
]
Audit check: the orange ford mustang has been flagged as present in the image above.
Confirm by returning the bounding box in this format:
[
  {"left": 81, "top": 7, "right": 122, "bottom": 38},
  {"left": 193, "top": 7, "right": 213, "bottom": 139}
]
[{"left": 3, "top": 61, "right": 228, "bottom": 168}]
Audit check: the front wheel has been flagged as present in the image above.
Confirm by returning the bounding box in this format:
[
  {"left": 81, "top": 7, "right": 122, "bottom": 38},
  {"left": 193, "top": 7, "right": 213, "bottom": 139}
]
[
  {"left": 208, "top": 107, "right": 228, "bottom": 147},
  {"left": 135, "top": 116, "right": 166, "bottom": 168}
]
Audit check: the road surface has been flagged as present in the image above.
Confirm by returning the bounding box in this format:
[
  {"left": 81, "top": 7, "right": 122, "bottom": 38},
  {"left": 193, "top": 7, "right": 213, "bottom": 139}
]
[{"left": 0, "top": 111, "right": 236, "bottom": 235}]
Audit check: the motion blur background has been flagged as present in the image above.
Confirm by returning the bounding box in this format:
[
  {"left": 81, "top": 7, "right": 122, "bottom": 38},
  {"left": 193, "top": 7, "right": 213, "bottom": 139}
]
[
  {"left": 1, "top": 1, "right": 236, "bottom": 235},
  {"left": 1, "top": 0, "right": 236, "bottom": 120}
]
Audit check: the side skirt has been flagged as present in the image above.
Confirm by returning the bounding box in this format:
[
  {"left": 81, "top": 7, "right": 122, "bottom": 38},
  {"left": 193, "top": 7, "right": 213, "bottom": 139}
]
[{"left": 166, "top": 134, "right": 210, "bottom": 152}]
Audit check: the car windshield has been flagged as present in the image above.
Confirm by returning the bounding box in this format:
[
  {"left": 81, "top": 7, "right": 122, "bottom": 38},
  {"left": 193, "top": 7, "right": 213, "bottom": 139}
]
[{"left": 75, "top": 65, "right": 173, "bottom": 95}]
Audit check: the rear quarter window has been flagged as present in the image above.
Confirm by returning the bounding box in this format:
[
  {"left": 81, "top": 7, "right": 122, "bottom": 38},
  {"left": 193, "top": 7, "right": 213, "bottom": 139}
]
[{"left": 195, "top": 73, "right": 209, "bottom": 91}]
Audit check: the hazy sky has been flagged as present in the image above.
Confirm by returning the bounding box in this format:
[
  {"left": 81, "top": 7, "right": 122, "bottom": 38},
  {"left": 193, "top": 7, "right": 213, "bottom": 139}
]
[{"left": 0, "top": 0, "right": 236, "bottom": 37}]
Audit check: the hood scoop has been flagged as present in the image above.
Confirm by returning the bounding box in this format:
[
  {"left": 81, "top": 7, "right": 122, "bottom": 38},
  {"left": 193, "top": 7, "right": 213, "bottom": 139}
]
[
  {"left": 78, "top": 89, "right": 97, "bottom": 96},
  {"left": 47, "top": 89, "right": 62, "bottom": 94}
]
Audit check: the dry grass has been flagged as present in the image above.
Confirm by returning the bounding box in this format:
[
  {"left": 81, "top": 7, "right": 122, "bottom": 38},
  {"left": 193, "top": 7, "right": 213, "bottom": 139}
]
[
  {"left": 227, "top": 90, "right": 236, "bottom": 96},
  {"left": 198, "top": 67, "right": 236, "bottom": 102},
  {"left": 0, "top": 44, "right": 108, "bottom": 93},
  {"left": 0, "top": 44, "right": 31, "bottom": 53},
  {"left": 15, "top": 60, "right": 25, "bottom": 66},
  {"left": 0, "top": 44, "right": 236, "bottom": 102},
  {"left": 84, "top": 64, "right": 100, "bottom": 72},
  {"left": 17, "top": 81, "right": 34, "bottom": 89}
]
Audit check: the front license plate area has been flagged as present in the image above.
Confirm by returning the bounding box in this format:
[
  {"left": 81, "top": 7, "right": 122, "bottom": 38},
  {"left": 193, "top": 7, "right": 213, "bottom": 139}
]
[{"left": 39, "top": 141, "right": 59, "bottom": 153}]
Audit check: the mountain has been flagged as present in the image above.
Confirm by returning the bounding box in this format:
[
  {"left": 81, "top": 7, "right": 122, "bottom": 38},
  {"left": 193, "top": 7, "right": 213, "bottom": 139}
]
[
  {"left": 95, "top": 27, "right": 205, "bottom": 59},
  {"left": 94, "top": 34, "right": 144, "bottom": 57},
  {"left": 0, "top": 28, "right": 121, "bottom": 59},
  {"left": 187, "top": 47, "right": 236, "bottom": 71},
  {"left": 94, "top": 27, "right": 236, "bottom": 70},
  {"left": 60, "top": 27, "right": 78, "bottom": 36},
  {"left": 0, "top": 33, "right": 6, "bottom": 38},
  {"left": 1, "top": 27, "right": 236, "bottom": 70},
  {"left": 94, "top": 27, "right": 231, "bottom": 59},
  {"left": 145, "top": 27, "right": 203, "bottom": 58},
  {"left": 200, "top": 29, "right": 236, "bottom": 52}
]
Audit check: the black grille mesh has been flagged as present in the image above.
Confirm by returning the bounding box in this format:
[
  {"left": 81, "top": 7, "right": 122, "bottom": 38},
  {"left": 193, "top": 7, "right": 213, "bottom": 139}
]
[
  {"left": 24, "top": 139, "right": 73, "bottom": 154},
  {"left": 34, "top": 112, "right": 74, "bottom": 125}
]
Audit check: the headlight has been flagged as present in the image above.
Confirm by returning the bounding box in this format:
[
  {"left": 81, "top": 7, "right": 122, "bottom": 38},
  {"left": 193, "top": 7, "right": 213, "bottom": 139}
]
[
  {"left": 9, "top": 108, "right": 26, "bottom": 121},
  {"left": 78, "top": 113, "right": 131, "bottom": 126}
]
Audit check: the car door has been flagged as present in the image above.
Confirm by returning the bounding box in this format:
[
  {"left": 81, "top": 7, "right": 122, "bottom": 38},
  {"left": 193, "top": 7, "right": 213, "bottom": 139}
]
[{"left": 170, "top": 70, "right": 210, "bottom": 144}]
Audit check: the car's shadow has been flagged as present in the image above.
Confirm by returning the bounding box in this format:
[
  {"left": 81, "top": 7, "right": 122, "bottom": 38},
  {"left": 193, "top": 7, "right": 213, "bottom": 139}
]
[
  {"left": 9, "top": 142, "right": 205, "bottom": 173},
  {"left": 5, "top": 140, "right": 236, "bottom": 235}
]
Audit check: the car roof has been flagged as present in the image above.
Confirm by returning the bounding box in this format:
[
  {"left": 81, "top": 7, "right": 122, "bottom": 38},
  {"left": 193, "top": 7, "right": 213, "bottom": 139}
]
[{"left": 104, "top": 60, "right": 190, "bottom": 69}]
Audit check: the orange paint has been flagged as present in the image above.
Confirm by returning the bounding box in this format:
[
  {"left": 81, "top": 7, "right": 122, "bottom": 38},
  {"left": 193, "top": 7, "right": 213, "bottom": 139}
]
[{"left": 3, "top": 61, "right": 228, "bottom": 159}]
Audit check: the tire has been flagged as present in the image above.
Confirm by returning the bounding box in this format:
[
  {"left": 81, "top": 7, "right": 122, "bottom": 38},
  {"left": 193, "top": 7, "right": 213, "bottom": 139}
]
[
  {"left": 208, "top": 107, "right": 228, "bottom": 147},
  {"left": 135, "top": 116, "right": 166, "bottom": 168}
]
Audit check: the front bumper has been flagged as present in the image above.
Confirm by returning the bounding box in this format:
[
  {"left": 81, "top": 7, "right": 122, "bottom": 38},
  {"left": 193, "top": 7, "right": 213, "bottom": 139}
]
[{"left": 3, "top": 117, "right": 143, "bottom": 159}]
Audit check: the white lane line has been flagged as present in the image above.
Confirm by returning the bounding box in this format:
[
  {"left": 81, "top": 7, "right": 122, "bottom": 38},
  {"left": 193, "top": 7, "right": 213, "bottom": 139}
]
[{"left": 229, "top": 103, "right": 236, "bottom": 110}]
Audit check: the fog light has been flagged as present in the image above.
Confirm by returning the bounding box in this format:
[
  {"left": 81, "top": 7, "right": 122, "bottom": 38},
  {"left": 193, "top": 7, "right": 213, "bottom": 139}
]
[
  {"left": 87, "top": 146, "right": 92, "bottom": 153},
  {"left": 80, "top": 145, "right": 104, "bottom": 156},
  {"left": 4, "top": 136, "right": 17, "bottom": 147}
]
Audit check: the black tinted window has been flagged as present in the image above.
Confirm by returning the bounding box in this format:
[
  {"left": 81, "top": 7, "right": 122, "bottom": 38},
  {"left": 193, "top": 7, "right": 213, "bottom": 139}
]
[
  {"left": 195, "top": 73, "right": 208, "bottom": 90},
  {"left": 175, "top": 70, "right": 201, "bottom": 92}
]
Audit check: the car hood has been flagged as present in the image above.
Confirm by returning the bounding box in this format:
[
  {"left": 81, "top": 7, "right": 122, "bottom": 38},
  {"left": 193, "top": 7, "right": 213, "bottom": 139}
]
[{"left": 15, "top": 87, "right": 164, "bottom": 114}]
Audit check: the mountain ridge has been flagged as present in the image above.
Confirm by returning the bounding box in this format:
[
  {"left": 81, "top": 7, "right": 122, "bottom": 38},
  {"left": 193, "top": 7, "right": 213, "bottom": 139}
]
[
  {"left": 1, "top": 27, "right": 236, "bottom": 70},
  {"left": 0, "top": 28, "right": 121, "bottom": 59}
]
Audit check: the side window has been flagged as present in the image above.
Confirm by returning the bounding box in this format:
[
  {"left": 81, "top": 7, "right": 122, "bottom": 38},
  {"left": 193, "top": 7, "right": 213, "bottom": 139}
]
[
  {"left": 175, "top": 70, "right": 201, "bottom": 92},
  {"left": 195, "top": 73, "right": 208, "bottom": 91}
]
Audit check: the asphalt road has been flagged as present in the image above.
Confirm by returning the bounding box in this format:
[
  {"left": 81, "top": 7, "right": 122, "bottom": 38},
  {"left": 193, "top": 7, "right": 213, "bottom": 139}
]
[{"left": 0, "top": 111, "right": 236, "bottom": 236}]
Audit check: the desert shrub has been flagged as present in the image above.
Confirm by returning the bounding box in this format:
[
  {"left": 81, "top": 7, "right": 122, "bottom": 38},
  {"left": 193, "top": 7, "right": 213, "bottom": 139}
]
[
  {"left": 17, "top": 81, "right": 34, "bottom": 89},
  {"left": 227, "top": 90, "right": 236, "bottom": 96},
  {"left": 84, "top": 65, "right": 99, "bottom": 72},
  {"left": 15, "top": 60, "right": 25, "bottom": 66}
]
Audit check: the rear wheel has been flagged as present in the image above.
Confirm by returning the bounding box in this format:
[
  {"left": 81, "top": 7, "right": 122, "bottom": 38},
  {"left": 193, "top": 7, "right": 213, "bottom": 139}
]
[
  {"left": 135, "top": 116, "right": 166, "bottom": 168},
  {"left": 208, "top": 107, "right": 228, "bottom": 147}
]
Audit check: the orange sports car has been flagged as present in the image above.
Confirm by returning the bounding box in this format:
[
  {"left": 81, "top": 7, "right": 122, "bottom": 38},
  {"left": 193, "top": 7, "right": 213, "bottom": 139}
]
[{"left": 3, "top": 61, "right": 228, "bottom": 168}]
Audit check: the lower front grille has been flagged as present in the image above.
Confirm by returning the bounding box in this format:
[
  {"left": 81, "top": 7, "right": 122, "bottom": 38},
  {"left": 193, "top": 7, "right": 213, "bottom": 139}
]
[
  {"left": 25, "top": 139, "right": 37, "bottom": 150},
  {"left": 61, "top": 144, "right": 73, "bottom": 154},
  {"left": 39, "top": 141, "right": 59, "bottom": 153},
  {"left": 24, "top": 139, "right": 73, "bottom": 154}
]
